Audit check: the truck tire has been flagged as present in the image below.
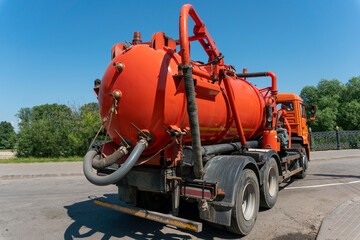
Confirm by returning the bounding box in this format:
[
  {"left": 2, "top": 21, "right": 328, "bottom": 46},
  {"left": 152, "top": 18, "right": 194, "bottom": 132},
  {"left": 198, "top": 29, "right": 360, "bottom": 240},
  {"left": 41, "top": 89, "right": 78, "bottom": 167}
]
[
  {"left": 260, "top": 157, "right": 279, "bottom": 209},
  {"left": 227, "top": 169, "right": 259, "bottom": 235},
  {"left": 294, "top": 149, "right": 308, "bottom": 179}
]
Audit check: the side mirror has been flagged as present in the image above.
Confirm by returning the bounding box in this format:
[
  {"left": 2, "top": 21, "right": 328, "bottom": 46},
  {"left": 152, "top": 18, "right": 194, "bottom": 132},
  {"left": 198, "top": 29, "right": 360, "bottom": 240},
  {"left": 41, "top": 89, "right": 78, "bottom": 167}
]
[{"left": 310, "top": 104, "right": 316, "bottom": 120}]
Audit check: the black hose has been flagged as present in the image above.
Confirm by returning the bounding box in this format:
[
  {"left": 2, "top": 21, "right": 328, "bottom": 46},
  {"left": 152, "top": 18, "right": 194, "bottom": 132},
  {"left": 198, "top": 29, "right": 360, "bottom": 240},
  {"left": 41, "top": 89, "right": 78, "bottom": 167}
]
[
  {"left": 236, "top": 72, "right": 268, "bottom": 78},
  {"left": 83, "top": 139, "right": 148, "bottom": 186},
  {"left": 202, "top": 141, "right": 259, "bottom": 155},
  {"left": 182, "top": 65, "right": 204, "bottom": 179},
  {"left": 183, "top": 141, "right": 260, "bottom": 163},
  {"left": 92, "top": 146, "right": 128, "bottom": 170}
]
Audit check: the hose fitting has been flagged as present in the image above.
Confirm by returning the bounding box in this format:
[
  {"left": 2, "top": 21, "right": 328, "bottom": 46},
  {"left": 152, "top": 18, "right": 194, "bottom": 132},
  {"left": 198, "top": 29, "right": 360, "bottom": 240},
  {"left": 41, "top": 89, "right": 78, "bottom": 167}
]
[{"left": 92, "top": 146, "right": 128, "bottom": 170}]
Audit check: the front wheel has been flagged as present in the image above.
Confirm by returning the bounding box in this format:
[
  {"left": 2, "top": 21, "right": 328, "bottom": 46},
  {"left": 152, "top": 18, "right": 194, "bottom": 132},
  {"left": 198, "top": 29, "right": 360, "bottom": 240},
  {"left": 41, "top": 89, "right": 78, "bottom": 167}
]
[
  {"left": 227, "top": 169, "right": 260, "bottom": 235},
  {"left": 260, "top": 157, "right": 279, "bottom": 209},
  {"left": 294, "top": 149, "right": 308, "bottom": 179}
]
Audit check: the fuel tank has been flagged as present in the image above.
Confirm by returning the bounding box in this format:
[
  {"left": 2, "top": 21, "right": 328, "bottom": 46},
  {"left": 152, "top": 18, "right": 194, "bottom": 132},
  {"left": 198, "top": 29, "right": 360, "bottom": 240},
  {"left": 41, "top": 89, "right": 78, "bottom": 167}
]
[{"left": 98, "top": 43, "right": 267, "bottom": 155}]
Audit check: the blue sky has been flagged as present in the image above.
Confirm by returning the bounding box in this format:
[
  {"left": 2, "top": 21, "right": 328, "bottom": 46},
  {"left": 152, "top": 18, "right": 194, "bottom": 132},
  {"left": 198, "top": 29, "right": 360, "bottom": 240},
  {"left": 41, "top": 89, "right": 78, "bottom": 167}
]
[{"left": 1, "top": 0, "right": 360, "bottom": 130}]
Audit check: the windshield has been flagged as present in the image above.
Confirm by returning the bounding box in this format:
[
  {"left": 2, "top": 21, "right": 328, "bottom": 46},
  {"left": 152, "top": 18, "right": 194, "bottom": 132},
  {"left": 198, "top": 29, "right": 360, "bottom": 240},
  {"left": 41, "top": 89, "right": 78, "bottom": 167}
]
[{"left": 277, "top": 102, "right": 294, "bottom": 111}]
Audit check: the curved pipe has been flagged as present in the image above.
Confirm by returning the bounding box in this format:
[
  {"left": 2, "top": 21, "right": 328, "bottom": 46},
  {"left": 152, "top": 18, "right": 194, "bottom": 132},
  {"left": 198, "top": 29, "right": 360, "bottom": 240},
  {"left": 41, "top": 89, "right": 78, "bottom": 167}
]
[
  {"left": 92, "top": 146, "right": 128, "bottom": 170},
  {"left": 83, "top": 139, "right": 148, "bottom": 186},
  {"left": 236, "top": 72, "right": 277, "bottom": 94},
  {"left": 179, "top": 4, "right": 203, "bottom": 65},
  {"left": 179, "top": 4, "right": 221, "bottom": 65},
  {"left": 179, "top": 4, "right": 209, "bottom": 179}
]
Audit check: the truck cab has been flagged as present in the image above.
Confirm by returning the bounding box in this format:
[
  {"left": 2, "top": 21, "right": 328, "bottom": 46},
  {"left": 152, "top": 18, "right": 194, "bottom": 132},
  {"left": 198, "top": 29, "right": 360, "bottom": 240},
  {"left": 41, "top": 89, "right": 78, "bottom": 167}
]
[{"left": 276, "top": 93, "right": 310, "bottom": 158}]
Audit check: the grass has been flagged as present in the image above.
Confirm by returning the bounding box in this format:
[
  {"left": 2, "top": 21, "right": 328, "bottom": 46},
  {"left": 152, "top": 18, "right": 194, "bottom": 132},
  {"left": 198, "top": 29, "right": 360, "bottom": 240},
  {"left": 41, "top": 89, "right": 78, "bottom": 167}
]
[{"left": 0, "top": 156, "right": 83, "bottom": 164}]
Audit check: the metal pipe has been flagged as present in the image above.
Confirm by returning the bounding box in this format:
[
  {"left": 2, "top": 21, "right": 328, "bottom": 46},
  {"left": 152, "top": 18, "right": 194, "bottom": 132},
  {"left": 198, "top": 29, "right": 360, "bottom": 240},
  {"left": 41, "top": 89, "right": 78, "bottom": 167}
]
[
  {"left": 179, "top": 4, "right": 211, "bottom": 179},
  {"left": 223, "top": 76, "right": 247, "bottom": 146},
  {"left": 236, "top": 71, "right": 277, "bottom": 94},
  {"left": 83, "top": 139, "right": 148, "bottom": 186},
  {"left": 192, "top": 68, "right": 213, "bottom": 80},
  {"left": 179, "top": 4, "right": 221, "bottom": 65}
]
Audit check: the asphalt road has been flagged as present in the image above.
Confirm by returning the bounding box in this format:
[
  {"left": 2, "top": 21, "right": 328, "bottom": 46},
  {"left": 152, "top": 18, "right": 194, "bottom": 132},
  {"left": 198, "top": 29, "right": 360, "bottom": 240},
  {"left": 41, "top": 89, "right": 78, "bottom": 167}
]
[{"left": 1, "top": 152, "right": 360, "bottom": 240}]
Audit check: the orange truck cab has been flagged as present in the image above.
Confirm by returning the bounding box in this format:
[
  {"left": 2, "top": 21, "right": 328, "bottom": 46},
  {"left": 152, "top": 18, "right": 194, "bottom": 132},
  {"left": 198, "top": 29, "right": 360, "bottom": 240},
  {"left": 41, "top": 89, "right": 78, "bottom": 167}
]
[{"left": 276, "top": 93, "right": 311, "bottom": 159}]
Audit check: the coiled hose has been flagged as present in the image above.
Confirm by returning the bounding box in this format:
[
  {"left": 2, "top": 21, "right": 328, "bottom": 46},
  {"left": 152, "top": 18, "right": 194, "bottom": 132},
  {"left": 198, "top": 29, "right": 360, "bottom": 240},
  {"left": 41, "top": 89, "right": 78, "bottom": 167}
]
[{"left": 83, "top": 139, "right": 148, "bottom": 186}]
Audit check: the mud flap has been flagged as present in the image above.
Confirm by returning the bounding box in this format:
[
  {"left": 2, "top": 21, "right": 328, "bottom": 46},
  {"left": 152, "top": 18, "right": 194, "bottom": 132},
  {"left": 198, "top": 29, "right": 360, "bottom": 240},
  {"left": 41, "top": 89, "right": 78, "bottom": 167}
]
[{"left": 200, "top": 155, "right": 259, "bottom": 226}]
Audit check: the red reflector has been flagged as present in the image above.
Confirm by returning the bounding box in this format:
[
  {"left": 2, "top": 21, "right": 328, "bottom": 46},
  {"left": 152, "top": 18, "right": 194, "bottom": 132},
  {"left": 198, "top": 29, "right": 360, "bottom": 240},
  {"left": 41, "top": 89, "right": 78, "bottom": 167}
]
[{"left": 181, "top": 186, "right": 211, "bottom": 199}]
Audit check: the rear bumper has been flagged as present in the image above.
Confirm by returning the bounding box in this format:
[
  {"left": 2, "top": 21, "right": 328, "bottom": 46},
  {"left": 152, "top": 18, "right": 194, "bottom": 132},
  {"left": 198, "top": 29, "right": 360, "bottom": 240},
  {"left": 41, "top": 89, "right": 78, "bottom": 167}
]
[{"left": 94, "top": 199, "right": 202, "bottom": 232}]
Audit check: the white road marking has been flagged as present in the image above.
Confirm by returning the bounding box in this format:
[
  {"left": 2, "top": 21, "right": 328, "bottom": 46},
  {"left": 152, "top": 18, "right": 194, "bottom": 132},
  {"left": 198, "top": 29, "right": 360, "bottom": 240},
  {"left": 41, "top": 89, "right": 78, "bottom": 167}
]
[{"left": 284, "top": 180, "right": 360, "bottom": 190}]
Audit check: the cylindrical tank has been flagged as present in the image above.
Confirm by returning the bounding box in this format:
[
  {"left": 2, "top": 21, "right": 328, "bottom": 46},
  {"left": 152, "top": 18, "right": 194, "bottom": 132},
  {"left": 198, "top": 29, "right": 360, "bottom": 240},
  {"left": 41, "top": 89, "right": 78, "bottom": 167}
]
[{"left": 98, "top": 44, "right": 267, "bottom": 155}]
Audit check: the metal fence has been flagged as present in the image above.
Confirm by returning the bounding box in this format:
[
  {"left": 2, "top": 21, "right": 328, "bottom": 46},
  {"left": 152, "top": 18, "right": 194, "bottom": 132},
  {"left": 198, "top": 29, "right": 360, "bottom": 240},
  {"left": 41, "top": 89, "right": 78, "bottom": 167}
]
[{"left": 310, "top": 129, "right": 360, "bottom": 151}]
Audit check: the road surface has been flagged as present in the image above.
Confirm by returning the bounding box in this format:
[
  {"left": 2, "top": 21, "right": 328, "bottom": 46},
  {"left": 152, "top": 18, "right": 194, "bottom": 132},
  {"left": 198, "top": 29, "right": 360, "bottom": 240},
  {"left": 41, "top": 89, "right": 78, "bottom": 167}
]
[{"left": 1, "top": 150, "right": 360, "bottom": 240}]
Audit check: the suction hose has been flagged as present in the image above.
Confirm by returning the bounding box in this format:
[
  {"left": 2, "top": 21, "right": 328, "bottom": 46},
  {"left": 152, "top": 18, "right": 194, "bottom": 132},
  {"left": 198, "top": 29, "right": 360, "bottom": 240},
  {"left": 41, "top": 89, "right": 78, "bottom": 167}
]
[
  {"left": 182, "top": 65, "right": 204, "bottom": 179},
  {"left": 83, "top": 139, "right": 148, "bottom": 186},
  {"left": 92, "top": 146, "right": 128, "bottom": 170},
  {"left": 179, "top": 4, "right": 209, "bottom": 179}
]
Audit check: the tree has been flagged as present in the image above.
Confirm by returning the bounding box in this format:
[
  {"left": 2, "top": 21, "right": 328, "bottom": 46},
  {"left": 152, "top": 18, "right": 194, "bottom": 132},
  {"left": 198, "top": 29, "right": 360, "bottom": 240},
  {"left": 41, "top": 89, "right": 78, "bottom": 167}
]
[
  {"left": 16, "top": 104, "right": 75, "bottom": 157},
  {"left": 300, "top": 76, "right": 360, "bottom": 132},
  {"left": 16, "top": 103, "right": 101, "bottom": 157},
  {"left": 71, "top": 102, "right": 101, "bottom": 156},
  {"left": 0, "top": 121, "right": 17, "bottom": 149}
]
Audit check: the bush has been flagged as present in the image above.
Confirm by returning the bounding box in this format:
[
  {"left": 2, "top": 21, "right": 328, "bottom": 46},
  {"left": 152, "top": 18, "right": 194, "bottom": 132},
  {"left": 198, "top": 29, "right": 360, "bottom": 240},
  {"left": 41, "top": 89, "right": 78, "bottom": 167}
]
[{"left": 16, "top": 103, "right": 101, "bottom": 157}]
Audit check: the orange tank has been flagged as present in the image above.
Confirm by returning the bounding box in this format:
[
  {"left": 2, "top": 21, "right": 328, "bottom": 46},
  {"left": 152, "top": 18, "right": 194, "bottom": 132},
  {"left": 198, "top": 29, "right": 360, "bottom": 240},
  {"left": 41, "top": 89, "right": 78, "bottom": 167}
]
[{"left": 98, "top": 43, "right": 268, "bottom": 156}]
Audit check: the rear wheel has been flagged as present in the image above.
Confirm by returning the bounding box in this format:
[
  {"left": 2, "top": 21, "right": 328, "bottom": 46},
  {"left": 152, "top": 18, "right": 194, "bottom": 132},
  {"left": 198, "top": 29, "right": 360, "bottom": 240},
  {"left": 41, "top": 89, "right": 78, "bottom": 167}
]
[
  {"left": 260, "top": 158, "right": 279, "bottom": 209},
  {"left": 227, "top": 169, "right": 260, "bottom": 235}
]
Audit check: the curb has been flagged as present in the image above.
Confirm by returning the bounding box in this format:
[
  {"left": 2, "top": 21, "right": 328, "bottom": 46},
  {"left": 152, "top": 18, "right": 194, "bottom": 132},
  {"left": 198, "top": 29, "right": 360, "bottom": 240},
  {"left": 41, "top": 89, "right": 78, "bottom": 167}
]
[
  {"left": 311, "top": 155, "right": 360, "bottom": 162},
  {"left": 317, "top": 197, "right": 360, "bottom": 240}
]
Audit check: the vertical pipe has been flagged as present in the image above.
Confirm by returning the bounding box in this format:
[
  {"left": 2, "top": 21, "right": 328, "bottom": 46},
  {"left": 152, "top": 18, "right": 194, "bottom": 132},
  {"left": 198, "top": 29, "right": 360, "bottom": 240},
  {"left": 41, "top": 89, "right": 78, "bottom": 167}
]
[
  {"left": 179, "top": 4, "right": 207, "bottom": 179},
  {"left": 223, "top": 76, "right": 247, "bottom": 146}
]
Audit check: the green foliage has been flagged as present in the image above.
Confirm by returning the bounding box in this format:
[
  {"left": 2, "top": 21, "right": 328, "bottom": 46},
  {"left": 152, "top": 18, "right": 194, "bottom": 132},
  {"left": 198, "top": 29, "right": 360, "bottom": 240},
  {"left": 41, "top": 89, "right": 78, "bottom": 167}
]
[
  {"left": 72, "top": 102, "right": 102, "bottom": 156},
  {"left": 300, "top": 76, "right": 360, "bottom": 131},
  {"left": 0, "top": 121, "right": 17, "bottom": 149},
  {"left": 16, "top": 103, "right": 101, "bottom": 157}
]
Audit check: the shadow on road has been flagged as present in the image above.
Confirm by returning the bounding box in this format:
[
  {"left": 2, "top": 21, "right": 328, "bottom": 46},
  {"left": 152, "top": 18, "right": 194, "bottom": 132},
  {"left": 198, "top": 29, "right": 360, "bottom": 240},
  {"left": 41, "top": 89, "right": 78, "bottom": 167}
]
[
  {"left": 312, "top": 173, "right": 360, "bottom": 179},
  {"left": 64, "top": 194, "right": 241, "bottom": 240},
  {"left": 279, "top": 179, "right": 295, "bottom": 191}
]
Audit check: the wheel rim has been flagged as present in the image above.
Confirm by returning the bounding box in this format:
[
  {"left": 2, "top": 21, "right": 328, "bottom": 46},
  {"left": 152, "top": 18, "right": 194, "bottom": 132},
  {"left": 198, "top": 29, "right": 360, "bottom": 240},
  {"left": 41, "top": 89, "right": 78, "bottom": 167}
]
[
  {"left": 268, "top": 167, "right": 277, "bottom": 197},
  {"left": 242, "top": 182, "right": 256, "bottom": 221}
]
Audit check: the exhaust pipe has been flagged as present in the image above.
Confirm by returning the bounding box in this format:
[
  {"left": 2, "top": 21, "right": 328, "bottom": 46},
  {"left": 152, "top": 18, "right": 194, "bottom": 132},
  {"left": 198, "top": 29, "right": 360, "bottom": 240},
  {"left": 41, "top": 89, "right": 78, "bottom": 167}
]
[{"left": 83, "top": 139, "right": 148, "bottom": 186}]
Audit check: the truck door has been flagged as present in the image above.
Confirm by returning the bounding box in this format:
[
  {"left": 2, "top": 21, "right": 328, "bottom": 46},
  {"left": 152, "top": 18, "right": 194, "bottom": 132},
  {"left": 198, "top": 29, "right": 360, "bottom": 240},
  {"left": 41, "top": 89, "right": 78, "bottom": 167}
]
[{"left": 300, "top": 103, "right": 309, "bottom": 143}]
